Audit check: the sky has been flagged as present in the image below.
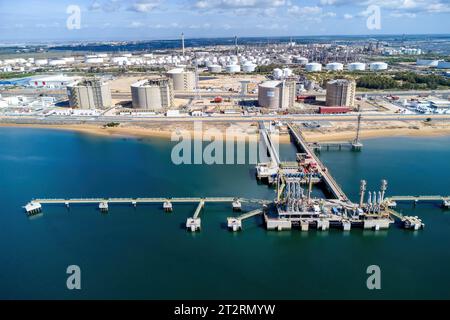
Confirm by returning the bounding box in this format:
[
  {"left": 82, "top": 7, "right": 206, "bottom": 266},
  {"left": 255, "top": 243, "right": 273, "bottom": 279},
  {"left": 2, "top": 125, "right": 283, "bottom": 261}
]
[{"left": 0, "top": 0, "right": 449, "bottom": 42}]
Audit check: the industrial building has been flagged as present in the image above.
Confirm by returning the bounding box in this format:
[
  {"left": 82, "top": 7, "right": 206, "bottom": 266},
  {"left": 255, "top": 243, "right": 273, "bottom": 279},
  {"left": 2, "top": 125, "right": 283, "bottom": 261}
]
[
  {"left": 326, "top": 79, "right": 356, "bottom": 108},
  {"left": 258, "top": 80, "right": 296, "bottom": 109},
  {"left": 29, "top": 75, "right": 80, "bottom": 89},
  {"left": 166, "top": 68, "right": 195, "bottom": 91},
  {"left": 131, "top": 77, "right": 174, "bottom": 110},
  {"left": 67, "top": 79, "right": 112, "bottom": 109}
]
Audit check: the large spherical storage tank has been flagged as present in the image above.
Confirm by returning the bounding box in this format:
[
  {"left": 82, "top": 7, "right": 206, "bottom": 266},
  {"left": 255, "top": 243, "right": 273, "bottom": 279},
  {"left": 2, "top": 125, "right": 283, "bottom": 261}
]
[
  {"left": 226, "top": 64, "right": 241, "bottom": 73},
  {"left": 437, "top": 61, "right": 450, "bottom": 69},
  {"left": 273, "top": 68, "right": 283, "bottom": 79},
  {"left": 208, "top": 65, "right": 223, "bottom": 73},
  {"left": 242, "top": 62, "right": 257, "bottom": 73},
  {"left": 326, "top": 63, "right": 344, "bottom": 71},
  {"left": 369, "top": 62, "right": 388, "bottom": 71},
  {"left": 416, "top": 59, "right": 440, "bottom": 67},
  {"left": 305, "top": 63, "right": 322, "bottom": 72},
  {"left": 347, "top": 62, "right": 366, "bottom": 71},
  {"left": 258, "top": 81, "right": 281, "bottom": 109}
]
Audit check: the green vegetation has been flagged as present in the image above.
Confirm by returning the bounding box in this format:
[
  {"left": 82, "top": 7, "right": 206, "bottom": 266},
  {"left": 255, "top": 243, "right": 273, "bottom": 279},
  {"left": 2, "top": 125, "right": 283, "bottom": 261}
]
[
  {"left": 0, "top": 72, "right": 36, "bottom": 80},
  {"left": 255, "top": 64, "right": 283, "bottom": 74},
  {"left": 356, "top": 72, "right": 450, "bottom": 90},
  {"left": 104, "top": 122, "right": 120, "bottom": 128}
]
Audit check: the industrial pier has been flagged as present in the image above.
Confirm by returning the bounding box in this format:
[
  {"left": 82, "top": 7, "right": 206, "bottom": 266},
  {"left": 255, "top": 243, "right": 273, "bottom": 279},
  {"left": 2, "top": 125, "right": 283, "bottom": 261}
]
[{"left": 24, "top": 122, "right": 446, "bottom": 233}]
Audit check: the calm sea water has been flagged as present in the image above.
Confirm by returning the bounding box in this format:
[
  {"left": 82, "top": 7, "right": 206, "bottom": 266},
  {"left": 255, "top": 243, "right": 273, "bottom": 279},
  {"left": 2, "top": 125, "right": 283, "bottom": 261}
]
[{"left": 1, "top": 127, "right": 450, "bottom": 299}]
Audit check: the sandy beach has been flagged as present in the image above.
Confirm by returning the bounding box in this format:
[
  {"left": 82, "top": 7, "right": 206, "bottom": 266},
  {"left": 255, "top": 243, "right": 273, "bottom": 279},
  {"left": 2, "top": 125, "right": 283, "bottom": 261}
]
[{"left": 1, "top": 121, "right": 450, "bottom": 143}]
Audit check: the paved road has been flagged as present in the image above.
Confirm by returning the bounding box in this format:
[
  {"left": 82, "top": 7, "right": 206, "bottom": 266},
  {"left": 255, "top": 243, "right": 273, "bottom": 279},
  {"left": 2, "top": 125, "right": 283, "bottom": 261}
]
[{"left": 2, "top": 113, "right": 450, "bottom": 125}]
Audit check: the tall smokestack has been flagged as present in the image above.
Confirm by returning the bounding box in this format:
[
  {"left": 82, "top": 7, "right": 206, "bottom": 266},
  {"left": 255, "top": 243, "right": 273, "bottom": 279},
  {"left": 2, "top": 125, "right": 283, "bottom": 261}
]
[{"left": 181, "top": 32, "right": 185, "bottom": 57}]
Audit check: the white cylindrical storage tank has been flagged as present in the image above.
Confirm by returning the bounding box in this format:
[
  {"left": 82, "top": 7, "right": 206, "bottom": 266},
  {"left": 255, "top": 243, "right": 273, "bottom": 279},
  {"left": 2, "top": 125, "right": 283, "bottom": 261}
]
[
  {"left": 293, "top": 57, "right": 308, "bottom": 65},
  {"left": 63, "top": 57, "right": 75, "bottom": 63},
  {"left": 49, "top": 59, "right": 66, "bottom": 66},
  {"left": 242, "top": 62, "right": 257, "bottom": 73},
  {"left": 305, "top": 63, "right": 322, "bottom": 72},
  {"left": 369, "top": 62, "right": 388, "bottom": 71},
  {"left": 258, "top": 81, "right": 281, "bottom": 109},
  {"left": 226, "top": 64, "right": 241, "bottom": 73},
  {"left": 208, "top": 65, "right": 222, "bottom": 73},
  {"left": 437, "top": 61, "right": 450, "bottom": 69},
  {"left": 131, "top": 78, "right": 173, "bottom": 110},
  {"left": 326, "top": 62, "right": 344, "bottom": 71},
  {"left": 35, "top": 59, "right": 49, "bottom": 66},
  {"left": 283, "top": 68, "right": 293, "bottom": 77},
  {"left": 416, "top": 59, "right": 440, "bottom": 67},
  {"left": 166, "top": 68, "right": 195, "bottom": 91},
  {"left": 85, "top": 57, "right": 104, "bottom": 64},
  {"left": 112, "top": 57, "right": 128, "bottom": 65},
  {"left": 347, "top": 62, "right": 366, "bottom": 71},
  {"left": 273, "top": 68, "right": 283, "bottom": 79}
]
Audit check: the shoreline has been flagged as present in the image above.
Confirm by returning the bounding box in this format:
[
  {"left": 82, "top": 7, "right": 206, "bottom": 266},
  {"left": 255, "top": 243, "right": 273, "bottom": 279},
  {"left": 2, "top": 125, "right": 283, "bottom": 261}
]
[{"left": 2, "top": 122, "right": 450, "bottom": 143}]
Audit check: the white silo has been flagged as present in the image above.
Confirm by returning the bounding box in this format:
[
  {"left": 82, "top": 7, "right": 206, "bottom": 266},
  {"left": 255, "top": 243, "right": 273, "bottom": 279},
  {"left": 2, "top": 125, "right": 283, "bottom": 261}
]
[
  {"left": 305, "top": 63, "right": 322, "bottom": 72},
  {"left": 369, "top": 62, "right": 388, "bottom": 71},
  {"left": 326, "top": 62, "right": 344, "bottom": 71},
  {"left": 347, "top": 62, "right": 366, "bottom": 71}
]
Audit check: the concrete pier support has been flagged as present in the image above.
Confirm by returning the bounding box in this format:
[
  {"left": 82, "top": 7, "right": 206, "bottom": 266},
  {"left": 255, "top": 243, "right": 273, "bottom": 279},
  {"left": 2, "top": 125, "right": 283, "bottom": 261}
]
[{"left": 163, "top": 201, "right": 173, "bottom": 212}]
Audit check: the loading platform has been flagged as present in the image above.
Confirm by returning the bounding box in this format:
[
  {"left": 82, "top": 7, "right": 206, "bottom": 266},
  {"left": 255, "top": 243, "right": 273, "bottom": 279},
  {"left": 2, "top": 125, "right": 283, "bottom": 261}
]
[{"left": 227, "top": 209, "right": 264, "bottom": 231}]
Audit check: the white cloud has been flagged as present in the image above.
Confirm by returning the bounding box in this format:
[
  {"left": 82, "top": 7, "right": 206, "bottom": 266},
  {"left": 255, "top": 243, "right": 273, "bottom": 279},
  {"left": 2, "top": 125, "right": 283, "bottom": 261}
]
[
  {"left": 256, "top": 23, "right": 288, "bottom": 30},
  {"left": 193, "top": 0, "right": 287, "bottom": 13},
  {"left": 390, "top": 11, "right": 417, "bottom": 17},
  {"left": 344, "top": 13, "right": 353, "bottom": 19},
  {"left": 288, "top": 5, "right": 322, "bottom": 15},
  {"left": 129, "top": 0, "right": 161, "bottom": 13}
]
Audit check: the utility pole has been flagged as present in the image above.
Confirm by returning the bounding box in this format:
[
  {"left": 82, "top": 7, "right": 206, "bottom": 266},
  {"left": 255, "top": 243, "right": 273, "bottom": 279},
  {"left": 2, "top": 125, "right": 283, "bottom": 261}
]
[{"left": 352, "top": 110, "right": 363, "bottom": 150}]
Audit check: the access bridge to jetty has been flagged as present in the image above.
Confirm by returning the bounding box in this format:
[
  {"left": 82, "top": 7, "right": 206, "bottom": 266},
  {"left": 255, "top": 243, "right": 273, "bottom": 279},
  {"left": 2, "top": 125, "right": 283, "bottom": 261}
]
[{"left": 287, "top": 123, "right": 350, "bottom": 203}]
